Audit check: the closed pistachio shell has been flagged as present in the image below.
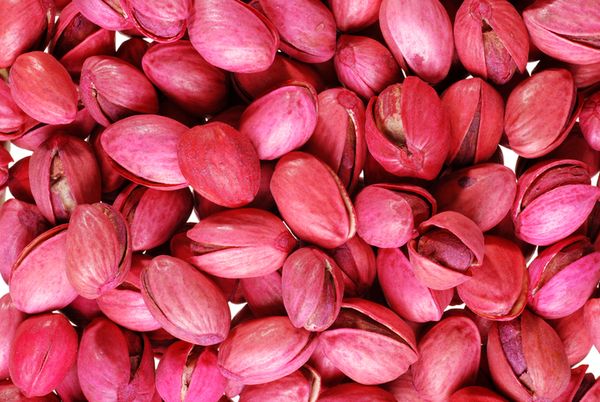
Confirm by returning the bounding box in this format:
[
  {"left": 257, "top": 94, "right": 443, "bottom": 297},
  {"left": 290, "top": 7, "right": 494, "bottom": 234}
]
[
  {"left": 156, "top": 341, "right": 227, "bottom": 402},
  {"left": 457, "top": 236, "right": 527, "bottom": 321},
  {"left": 319, "top": 383, "right": 396, "bottom": 402},
  {"left": 178, "top": 123, "right": 260, "bottom": 208},
  {"left": 328, "top": 0, "right": 382, "bottom": 32},
  {"left": 365, "top": 79, "right": 450, "bottom": 180},
  {"left": 73, "top": 0, "right": 133, "bottom": 31},
  {"left": 450, "top": 386, "right": 507, "bottom": 401},
  {"left": 121, "top": 0, "right": 191, "bottom": 43},
  {"left": 239, "top": 367, "right": 320, "bottom": 402},
  {"left": 240, "top": 83, "right": 318, "bottom": 160},
  {"left": 218, "top": 316, "right": 318, "bottom": 385},
  {"left": 527, "top": 236, "right": 600, "bottom": 319},
  {"left": 66, "top": 203, "right": 131, "bottom": 299},
  {"left": 271, "top": 152, "right": 356, "bottom": 249},
  {"left": 0, "top": 200, "right": 47, "bottom": 283},
  {"left": 0, "top": 294, "right": 26, "bottom": 379},
  {"left": 9, "top": 314, "right": 78, "bottom": 398},
  {"left": 186, "top": 208, "right": 297, "bottom": 278},
  {"left": 141, "top": 256, "right": 230, "bottom": 345},
  {"left": 378, "top": 248, "right": 453, "bottom": 323},
  {"left": 8, "top": 52, "right": 78, "bottom": 125},
  {"left": 10, "top": 225, "right": 77, "bottom": 314},
  {"left": 319, "top": 299, "right": 418, "bottom": 385},
  {"left": 29, "top": 134, "right": 101, "bottom": 225},
  {"left": 188, "top": 0, "right": 279, "bottom": 73},
  {"left": 78, "top": 318, "right": 155, "bottom": 402},
  {"left": 329, "top": 235, "right": 376, "bottom": 298},
  {"left": 454, "top": 0, "right": 528, "bottom": 84},
  {"left": 523, "top": 0, "right": 600, "bottom": 65},
  {"left": 487, "top": 310, "right": 570, "bottom": 401},
  {"left": 101, "top": 114, "right": 189, "bottom": 190},
  {"left": 580, "top": 91, "right": 600, "bottom": 151},
  {"left": 240, "top": 271, "right": 285, "bottom": 317},
  {"left": 380, "top": 0, "right": 454, "bottom": 83},
  {"left": 550, "top": 308, "right": 593, "bottom": 367},
  {"left": 258, "top": 0, "right": 336, "bottom": 63},
  {"left": 282, "top": 247, "right": 344, "bottom": 331},
  {"left": 142, "top": 41, "right": 228, "bottom": 116}
]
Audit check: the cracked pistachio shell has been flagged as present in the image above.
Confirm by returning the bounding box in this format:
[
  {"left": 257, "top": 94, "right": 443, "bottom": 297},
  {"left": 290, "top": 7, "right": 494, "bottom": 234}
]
[
  {"left": 328, "top": 0, "right": 382, "bottom": 32},
  {"left": 319, "top": 383, "right": 396, "bottom": 402},
  {"left": 8, "top": 52, "right": 77, "bottom": 125},
  {"left": 271, "top": 152, "right": 356, "bottom": 249},
  {"left": 29, "top": 134, "right": 101, "bottom": 225},
  {"left": 73, "top": 0, "right": 133, "bottom": 31},
  {"left": 218, "top": 316, "right": 318, "bottom": 385},
  {"left": 186, "top": 208, "right": 297, "bottom": 278},
  {"left": 304, "top": 88, "right": 366, "bottom": 193},
  {"left": 80, "top": 56, "right": 159, "bottom": 127},
  {"left": 523, "top": 0, "right": 600, "bottom": 65},
  {"left": 239, "top": 367, "right": 321, "bottom": 402},
  {"left": 240, "top": 83, "right": 318, "bottom": 160},
  {"left": 282, "top": 247, "right": 345, "bottom": 331},
  {"left": 454, "top": 0, "right": 528, "bottom": 84},
  {"left": 412, "top": 316, "right": 481, "bottom": 401},
  {"left": 121, "top": 0, "right": 191, "bottom": 43},
  {"left": 188, "top": 0, "right": 279, "bottom": 73},
  {"left": 329, "top": 235, "right": 376, "bottom": 298},
  {"left": 9, "top": 314, "right": 78, "bottom": 398},
  {"left": 258, "top": 0, "right": 336, "bottom": 64},
  {"left": 156, "top": 341, "right": 227, "bottom": 402},
  {"left": 101, "top": 114, "right": 189, "bottom": 189},
  {"left": 10, "top": 224, "right": 77, "bottom": 314},
  {"left": 380, "top": 0, "right": 454, "bottom": 83},
  {"left": 457, "top": 236, "right": 527, "bottom": 321},
  {"left": 365, "top": 79, "right": 450, "bottom": 179},
  {"left": 0, "top": 294, "right": 26, "bottom": 379},
  {"left": 408, "top": 211, "right": 485, "bottom": 290},
  {"left": 378, "top": 248, "right": 453, "bottom": 323},
  {"left": 141, "top": 255, "right": 230, "bottom": 345},
  {"left": 114, "top": 184, "right": 193, "bottom": 251},
  {"left": 78, "top": 318, "right": 155, "bottom": 402},
  {"left": 511, "top": 159, "right": 600, "bottom": 245},
  {"left": 528, "top": 235, "right": 600, "bottom": 319},
  {"left": 0, "top": 200, "right": 47, "bottom": 283},
  {"left": 504, "top": 69, "right": 581, "bottom": 158},
  {"left": 355, "top": 183, "right": 436, "bottom": 248},
  {"left": 319, "top": 299, "right": 418, "bottom": 385},
  {"left": 66, "top": 203, "right": 131, "bottom": 299},
  {"left": 178, "top": 123, "right": 260, "bottom": 208},
  {"left": 487, "top": 310, "right": 570, "bottom": 401}
]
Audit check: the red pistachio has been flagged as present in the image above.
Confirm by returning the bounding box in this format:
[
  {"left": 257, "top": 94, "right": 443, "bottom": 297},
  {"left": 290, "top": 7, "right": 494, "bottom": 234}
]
[
  {"left": 121, "top": 0, "right": 191, "bottom": 43},
  {"left": 61, "top": 296, "right": 103, "bottom": 327},
  {"left": 319, "top": 383, "right": 396, "bottom": 402},
  {"left": 55, "top": 360, "right": 85, "bottom": 402},
  {"left": 0, "top": 380, "right": 59, "bottom": 402},
  {"left": 454, "top": 0, "right": 528, "bottom": 84},
  {"left": 328, "top": 0, "right": 382, "bottom": 32},
  {"left": 73, "top": 0, "right": 133, "bottom": 31},
  {"left": 271, "top": 152, "right": 356, "bottom": 249},
  {"left": 334, "top": 35, "right": 401, "bottom": 100},
  {"left": 156, "top": 341, "right": 227, "bottom": 402},
  {"left": 328, "top": 235, "right": 376, "bottom": 298},
  {"left": 550, "top": 309, "right": 594, "bottom": 367},
  {"left": 65, "top": 203, "right": 132, "bottom": 299},
  {"left": 441, "top": 78, "right": 505, "bottom": 166},
  {"left": 188, "top": 0, "right": 279, "bottom": 73},
  {"left": 354, "top": 183, "right": 436, "bottom": 248},
  {"left": 380, "top": 0, "right": 454, "bottom": 83},
  {"left": 218, "top": 316, "right": 318, "bottom": 385},
  {"left": 116, "top": 37, "right": 149, "bottom": 69},
  {"left": 80, "top": 56, "right": 159, "bottom": 127},
  {"left": 78, "top": 318, "right": 155, "bottom": 402},
  {"left": 7, "top": 157, "right": 34, "bottom": 203},
  {"left": 528, "top": 236, "right": 600, "bottom": 319},
  {"left": 408, "top": 211, "right": 485, "bottom": 290},
  {"left": 584, "top": 298, "right": 600, "bottom": 353},
  {"left": 9, "top": 314, "right": 78, "bottom": 398},
  {"left": 142, "top": 41, "right": 228, "bottom": 117},
  {"left": 412, "top": 316, "right": 482, "bottom": 401},
  {"left": 29, "top": 134, "right": 101, "bottom": 224},
  {"left": 10, "top": 225, "right": 77, "bottom": 314},
  {"left": 581, "top": 91, "right": 600, "bottom": 151},
  {"left": 89, "top": 128, "right": 126, "bottom": 194},
  {"left": 239, "top": 271, "right": 285, "bottom": 317},
  {"left": 0, "top": 294, "right": 26, "bottom": 379},
  {"left": 258, "top": 0, "right": 337, "bottom": 64},
  {"left": 96, "top": 254, "right": 162, "bottom": 332},
  {"left": 282, "top": 247, "right": 344, "bottom": 331},
  {"left": 457, "top": 236, "right": 527, "bottom": 321},
  {"left": 178, "top": 123, "right": 260, "bottom": 208},
  {"left": 504, "top": 69, "right": 581, "bottom": 158},
  {"left": 186, "top": 208, "right": 297, "bottom": 278},
  {"left": 141, "top": 255, "right": 230, "bottom": 345},
  {"left": 239, "top": 367, "right": 320, "bottom": 402},
  {"left": 319, "top": 299, "right": 418, "bottom": 384},
  {"left": 511, "top": 159, "right": 600, "bottom": 245},
  {"left": 240, "top": 83, "right": 318, "bottom": 160},
  {"left": 100, "top": 114, "right": 189, "bottom": 190},
  {"left": 378, "top": 247, "right": 453, "bottom": 323},
  {"left": 487, "top": 310, "right": 571, "bottom": 401},
  {"left": 8, "top": 52, "right": 78, "bottom": 125},
  {"left": 365, "top": 79, "right": 450, "bottom": 180},
  {"left": 450, "top": 386, "right": 507, "bottom": 401},
  {"left": 0, "top": 79, "right": 36, "bottom": 141},
  {"left": 523, "top": 0, "right": 600, "bottom": 65}
]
